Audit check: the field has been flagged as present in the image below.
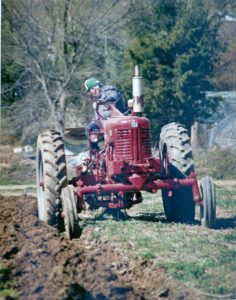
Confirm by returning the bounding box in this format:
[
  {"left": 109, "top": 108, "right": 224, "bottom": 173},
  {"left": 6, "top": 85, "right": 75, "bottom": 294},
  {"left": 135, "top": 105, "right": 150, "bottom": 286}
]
[
  {"left": 0, "top": 148, "right": 235, "bottom": 299},
  {"left": 0, "top": 180, "right": 235, "bottom": 299},
  {"left": 81, "top": 181, "right": 236, "bottom": 298}
]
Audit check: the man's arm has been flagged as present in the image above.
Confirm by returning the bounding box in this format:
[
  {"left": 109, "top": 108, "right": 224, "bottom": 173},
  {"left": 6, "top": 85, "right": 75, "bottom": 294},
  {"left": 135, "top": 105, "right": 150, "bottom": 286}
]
[{"left": 97, "top": 85, "right": 119, "bottom": 103}]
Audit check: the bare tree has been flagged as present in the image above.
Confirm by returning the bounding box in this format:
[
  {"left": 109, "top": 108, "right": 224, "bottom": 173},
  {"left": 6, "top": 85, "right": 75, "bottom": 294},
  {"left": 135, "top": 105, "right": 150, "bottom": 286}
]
[
  {"left": 215, "top": 18, "right": 236, "bottom": 91},
  {"left": 2, "top": 0, "right": 134, "bottom": 140}
]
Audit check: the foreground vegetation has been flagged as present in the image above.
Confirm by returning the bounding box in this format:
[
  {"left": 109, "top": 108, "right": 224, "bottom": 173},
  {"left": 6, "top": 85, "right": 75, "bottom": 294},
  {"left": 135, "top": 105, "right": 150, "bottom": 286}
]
[
  {"left": 82, "top": 183, "right": 236, "bottom": 298},
  {"left": 0, "top": 265, "right": 18, "bottom": 298}
]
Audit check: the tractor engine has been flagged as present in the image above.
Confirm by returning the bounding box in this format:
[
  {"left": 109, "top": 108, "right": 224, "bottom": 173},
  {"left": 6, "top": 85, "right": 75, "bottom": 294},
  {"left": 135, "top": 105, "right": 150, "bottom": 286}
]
[{"left": 104, "top": 115, "right": 152, "bottom": 178}]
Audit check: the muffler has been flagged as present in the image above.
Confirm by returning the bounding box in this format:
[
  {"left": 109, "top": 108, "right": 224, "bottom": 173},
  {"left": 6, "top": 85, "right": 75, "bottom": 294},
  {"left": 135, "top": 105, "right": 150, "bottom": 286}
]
[{"left": 132, "top": 65, "right": 144, "bottom": 114}]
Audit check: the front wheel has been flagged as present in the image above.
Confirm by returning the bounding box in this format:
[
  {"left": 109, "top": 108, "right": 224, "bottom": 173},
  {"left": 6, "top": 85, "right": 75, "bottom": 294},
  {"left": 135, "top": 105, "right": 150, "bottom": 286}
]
[
  {"left": 200, "top": 176, "right": 216, "bottom": 228},
  {"left": 61, "top": 185, "right": 81, "bottom": 239}
]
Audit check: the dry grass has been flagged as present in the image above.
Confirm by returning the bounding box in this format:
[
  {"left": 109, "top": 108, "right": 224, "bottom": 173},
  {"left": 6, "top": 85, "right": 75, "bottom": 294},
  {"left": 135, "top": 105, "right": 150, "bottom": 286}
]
[
  {"left": 0, "top": 145, "right": 14, "bottom": 165},
  {"left": 194, "top": 148, "right": 236, "bottom": 179},
  {"left": 0, "top": 159, "right": 36, "bottom": 185}
]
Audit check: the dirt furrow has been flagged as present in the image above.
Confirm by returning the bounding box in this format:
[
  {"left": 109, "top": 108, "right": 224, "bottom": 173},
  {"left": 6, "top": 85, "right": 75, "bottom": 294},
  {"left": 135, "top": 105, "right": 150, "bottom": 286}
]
[{"left": 0, "top": 194, "right": 201, "bottom": 300}]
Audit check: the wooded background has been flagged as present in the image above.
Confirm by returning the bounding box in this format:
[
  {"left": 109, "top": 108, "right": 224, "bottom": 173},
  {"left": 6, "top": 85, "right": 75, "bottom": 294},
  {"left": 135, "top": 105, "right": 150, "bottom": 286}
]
[{"left": 1, "top": 0, "right": 236, "bottom": 145}]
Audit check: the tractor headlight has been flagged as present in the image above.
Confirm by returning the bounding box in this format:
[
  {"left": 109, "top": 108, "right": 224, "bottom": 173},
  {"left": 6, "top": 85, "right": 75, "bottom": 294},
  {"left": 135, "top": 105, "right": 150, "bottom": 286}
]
[{"left": 90, "top": 133, "right": 99, "bottom": 143}]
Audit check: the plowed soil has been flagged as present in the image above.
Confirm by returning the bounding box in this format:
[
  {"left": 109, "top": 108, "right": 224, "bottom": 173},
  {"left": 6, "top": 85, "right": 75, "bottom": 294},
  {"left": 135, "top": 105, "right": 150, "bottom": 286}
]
[{"left": 0, "top": 194, "right": 201, "bottom": 300}]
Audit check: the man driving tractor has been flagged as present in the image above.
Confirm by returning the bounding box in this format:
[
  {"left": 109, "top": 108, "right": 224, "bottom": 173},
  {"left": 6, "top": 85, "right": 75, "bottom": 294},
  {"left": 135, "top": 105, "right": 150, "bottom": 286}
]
[{"left": 84, "top": 77, "right": 127, "bottom": 149}]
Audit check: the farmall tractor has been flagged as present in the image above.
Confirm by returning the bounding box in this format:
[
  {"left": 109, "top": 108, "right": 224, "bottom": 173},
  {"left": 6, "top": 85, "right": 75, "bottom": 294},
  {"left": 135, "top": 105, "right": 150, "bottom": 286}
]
[{"left": 36, "top": 66, "right": 216, "bottom": 239}]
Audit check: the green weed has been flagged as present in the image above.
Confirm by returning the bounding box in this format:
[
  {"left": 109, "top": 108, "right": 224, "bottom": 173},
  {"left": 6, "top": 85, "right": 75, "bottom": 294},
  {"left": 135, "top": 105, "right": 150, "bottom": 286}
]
[
  {"left": 0, "top": 178, "right": 22, "bottom": 185},
  {"left": 140, "top": 252, "right": 156, "bottom": 260},
  {"left": 0, "top": 178, "right": 35, "bottom": 186},
  {"left": 0, "top": 266, "right": 18, "bottom": 298},
  {"left": 224, "top": 231, "right": 236, "bottom": 242}
]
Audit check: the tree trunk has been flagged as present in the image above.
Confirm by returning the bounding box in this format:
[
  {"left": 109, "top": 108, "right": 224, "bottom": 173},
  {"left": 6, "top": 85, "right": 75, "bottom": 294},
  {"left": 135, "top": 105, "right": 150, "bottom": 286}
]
[{"left": 50, "top": 104, "right": 64, "bottom": 133}]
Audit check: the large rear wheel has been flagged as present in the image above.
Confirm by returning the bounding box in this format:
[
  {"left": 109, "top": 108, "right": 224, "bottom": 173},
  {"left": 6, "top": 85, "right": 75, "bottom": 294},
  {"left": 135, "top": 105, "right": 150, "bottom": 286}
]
[
  {"left": 159, "top": 122, "right": 195, "bottom": 222},
  {"left": 36, "top": 130, "right": 67, "bottom": 227}
]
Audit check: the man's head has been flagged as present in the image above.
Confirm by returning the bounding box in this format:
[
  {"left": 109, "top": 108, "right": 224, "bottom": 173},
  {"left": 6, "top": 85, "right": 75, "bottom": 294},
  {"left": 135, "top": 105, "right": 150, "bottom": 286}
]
[{"left": 84, "top": 78, "right": 101, "bottom": 96}]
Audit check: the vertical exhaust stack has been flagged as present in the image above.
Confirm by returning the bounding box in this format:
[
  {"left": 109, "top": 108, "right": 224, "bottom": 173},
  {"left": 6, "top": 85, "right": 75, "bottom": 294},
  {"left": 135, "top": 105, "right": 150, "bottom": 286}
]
[{"left": 132, "top": 65, "right": 144, "bottom": 114}]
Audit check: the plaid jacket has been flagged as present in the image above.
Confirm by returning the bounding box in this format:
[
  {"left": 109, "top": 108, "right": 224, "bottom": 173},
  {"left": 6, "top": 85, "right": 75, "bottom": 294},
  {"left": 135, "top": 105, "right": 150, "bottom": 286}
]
[{"left": 95, "top": 85, "right": 126, "bottom": 120}]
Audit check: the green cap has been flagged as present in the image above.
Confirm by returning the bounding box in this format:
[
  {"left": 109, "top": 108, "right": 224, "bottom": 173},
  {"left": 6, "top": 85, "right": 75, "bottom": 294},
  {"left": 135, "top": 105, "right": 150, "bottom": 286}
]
[{"left": 84, "top": 78, "right": 100, "bottom": 93}]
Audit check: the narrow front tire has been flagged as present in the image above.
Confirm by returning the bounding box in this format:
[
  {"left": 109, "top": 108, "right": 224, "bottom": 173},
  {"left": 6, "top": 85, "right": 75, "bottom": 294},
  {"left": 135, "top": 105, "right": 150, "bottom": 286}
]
[{"left": 200, "top": 176, "right": 216, "bottom": 228}]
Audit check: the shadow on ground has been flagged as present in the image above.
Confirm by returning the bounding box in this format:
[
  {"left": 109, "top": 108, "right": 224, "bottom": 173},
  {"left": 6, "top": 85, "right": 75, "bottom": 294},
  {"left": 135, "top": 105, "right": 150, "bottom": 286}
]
[{"left": 215, "top": 216, "right": 236, "bottom": 229}]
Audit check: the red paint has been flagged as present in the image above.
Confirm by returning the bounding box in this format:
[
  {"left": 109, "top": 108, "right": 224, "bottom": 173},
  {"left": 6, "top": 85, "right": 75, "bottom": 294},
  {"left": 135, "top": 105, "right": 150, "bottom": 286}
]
[
  {"left": 40, "top": 180, "right": 45, "bottom": 191},
  {"left": 76, "top": 104, "right": 202, "bottom": 210}
]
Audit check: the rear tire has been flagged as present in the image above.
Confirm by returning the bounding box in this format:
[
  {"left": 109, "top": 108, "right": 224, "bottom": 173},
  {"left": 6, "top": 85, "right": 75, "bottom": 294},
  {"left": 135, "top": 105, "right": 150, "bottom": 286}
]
[
  {"left": 36, "top": 130, "right": 67, "bottom": 227},
  {"left": 159, "top": 122, "right": 195, "bottom": 222},
  {"left": 200, "top": 176, "right": 216, "bottom": 228}
]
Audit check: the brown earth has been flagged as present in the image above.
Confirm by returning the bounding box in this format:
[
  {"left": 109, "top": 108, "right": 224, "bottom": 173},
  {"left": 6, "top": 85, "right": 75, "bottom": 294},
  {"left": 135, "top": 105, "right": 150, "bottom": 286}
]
[{"left": 0, "top": 194, "right": 203, "bottom": 300}]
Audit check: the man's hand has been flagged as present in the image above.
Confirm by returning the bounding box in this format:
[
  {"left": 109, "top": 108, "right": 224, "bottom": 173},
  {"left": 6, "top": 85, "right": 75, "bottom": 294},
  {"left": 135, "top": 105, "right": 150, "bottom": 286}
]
[{"left": 93, "top": 101, "right": 98, "bottom": 110}]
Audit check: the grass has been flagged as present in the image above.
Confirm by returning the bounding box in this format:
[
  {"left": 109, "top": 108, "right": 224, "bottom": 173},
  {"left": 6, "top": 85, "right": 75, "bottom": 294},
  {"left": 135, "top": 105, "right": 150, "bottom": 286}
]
[
  {"left": 216, "top": 184, "right": 236, "bottom": 213},
  {"left": 0, "top": 265, "right": 18, "bottom": 298},
  {"left": 194, "top": 148, "right": 236, "bottom": 179},
  {"left": 0, "top": 178, "right": 36, "bottom": 186},
  {"left": 0, "top": 184, "right": 36, "bottom": 195},
  {"left": 0, "top": 159, "right": 36, "bottom": 186},
  {"left": 82, "top": 184, "right": 236, "bottom": 298},
  {"left": 7, "top": 187, "right": 36, "bottom": 192}
]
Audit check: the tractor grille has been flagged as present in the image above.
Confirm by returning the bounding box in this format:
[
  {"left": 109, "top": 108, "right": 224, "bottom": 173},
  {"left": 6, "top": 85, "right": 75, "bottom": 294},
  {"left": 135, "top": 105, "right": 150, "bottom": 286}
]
[
  {"left": 141, "top": 128, "right": 152, "bottom": 157},
  {"left": 115, "top": 128, "right": 152, "bottom": 162},
  {"left": 115, "top": 129, "right": 132, "bottom": 160}
]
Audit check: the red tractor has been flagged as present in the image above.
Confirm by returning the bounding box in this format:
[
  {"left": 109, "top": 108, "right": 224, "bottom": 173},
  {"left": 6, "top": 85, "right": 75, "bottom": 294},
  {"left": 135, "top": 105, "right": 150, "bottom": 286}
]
[{"left": 36, "top": 66, "right": 216, "bottom": 239}]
